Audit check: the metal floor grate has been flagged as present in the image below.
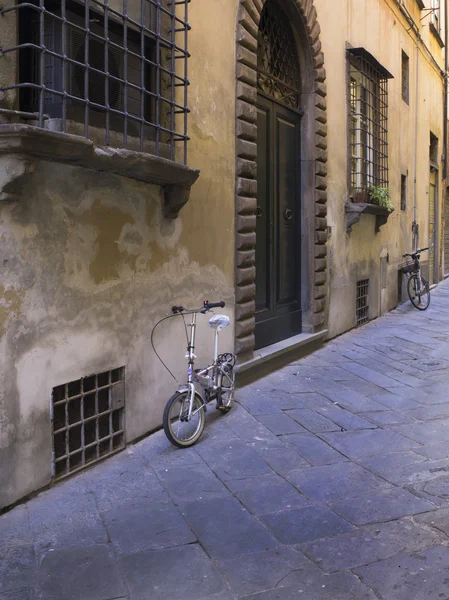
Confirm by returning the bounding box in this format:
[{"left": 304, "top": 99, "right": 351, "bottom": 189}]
[
  {"left": 51, "top": 367, "right": 125, "bottom": 479},
  {"left": 356, "top": 279, "right": 369, "bottom": 326}
]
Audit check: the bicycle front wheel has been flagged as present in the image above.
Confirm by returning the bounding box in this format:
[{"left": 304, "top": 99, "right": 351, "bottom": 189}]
[
  {"left": 163, "top": 391, "right": 206, "bottom": 448},
  {"left": 407, "top": 274, "right": 430, "bottom": 311}
]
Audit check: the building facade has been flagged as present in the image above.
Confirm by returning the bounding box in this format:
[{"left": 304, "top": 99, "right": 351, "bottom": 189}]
[{"left": 0, "top": 0, "right": 446, "bottom": 509}]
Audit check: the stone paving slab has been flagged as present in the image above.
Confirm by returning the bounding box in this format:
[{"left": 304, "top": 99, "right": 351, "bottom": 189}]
[
  {"left": 3, "top": 282, "right": 449, "bottom": 599},
  {"left": 0, "top": 545, "right": 36, "bottom": 596},
  {"left": 286, "top": 461, "right": 391, "bottom": 503},
  {"left": 216, "top": 548, "right": 321, "bottom": 598},
  {"left": 225, "top": 473, "right": 311, "bottom": 515},
  {"left": 259, "top": 505, "right": 354, "bottom": 545},
  {"left": 38, "top": 545, "right": 128, "bottom": 600},
  {"left": 356, "top": 450, "right": 426, "bottom": 473},
  {"left": 361, "top": 410, "right": 415, "bottom": 426},
  {"left": 119, "top": 545, "right": 228, "bottom": 600},
  {"left": 154, "top": 464, "right": 230, "bottom": 502},
  {"left": 0, "top": 506, "right": 32, "bottom": 552},
  {"left": 247, "top": 442, "right": 310, "bottom": 476},
  {"left": 312, "top": 405, "right": 376, "bottom": 430},
  {"left": 103, "top": 500, "right": 197, "bottom": 555},
  {"left": 254, "top": 413, "right": 308, "bottom": 435},
  {"left": 392, "top": 420, "right": 449, "bottom": 443},
  {"left": 330, "top": 488, "right": 434, "bottom": 525},
  {"left": 179, "top": 496, "right": 277, "bottom": 559},
  {"left": 301, "top": 518, "right": 444, "bottom": 573},
  {"left": 242, "top": 571, "right": 378, "bottom": 600},
  {"left": 284, "top": 408, "right": 341, "bottom": 433},
  {"left": 27, "top": 487, "right": 108, "bottom": 552},
  {"left": 279, "top": 433, "right": 348, "bottom": 465},
  {"left": 354, "top": 545, "right": 449, "bottom": 600},
  {"left": 0, "top": 590, "right": 36, "bottom": 600},
  {"left": 319, "top": 428, "right": 419, "bottom": 459}
]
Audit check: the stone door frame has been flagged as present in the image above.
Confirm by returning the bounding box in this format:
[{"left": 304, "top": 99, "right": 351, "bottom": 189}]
[{"left": 234, "top": 0, "right": 328, "bottom": 361}]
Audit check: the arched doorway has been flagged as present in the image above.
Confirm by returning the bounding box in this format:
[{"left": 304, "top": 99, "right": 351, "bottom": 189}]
[
  {"left": 255, "top": 0, "right": 302, "bottom": 349},
  {"left": 234, "top": 0, "right": 328, "bottom": 361}
]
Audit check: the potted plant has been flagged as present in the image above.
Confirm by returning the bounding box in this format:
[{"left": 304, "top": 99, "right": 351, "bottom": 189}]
[{"left": 368, "top": 185, "right": 393, "bottom": 212}]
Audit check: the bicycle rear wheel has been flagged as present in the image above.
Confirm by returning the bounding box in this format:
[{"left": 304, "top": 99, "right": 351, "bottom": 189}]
[
  {"left": 407, "top": 274, "right": 430, "bottom": 311},
  {"left": 163, "top": 391, "right": 206, "bottom": 448}
]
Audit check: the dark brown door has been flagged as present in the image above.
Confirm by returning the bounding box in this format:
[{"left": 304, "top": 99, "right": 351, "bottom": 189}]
[{"left": 255, "top": 95, "right": 302, "bottom": 349}]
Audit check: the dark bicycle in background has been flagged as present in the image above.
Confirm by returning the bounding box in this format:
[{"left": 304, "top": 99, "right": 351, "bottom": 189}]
[{"left": 400, "top": 247, "right": 430, "bottom": 311}]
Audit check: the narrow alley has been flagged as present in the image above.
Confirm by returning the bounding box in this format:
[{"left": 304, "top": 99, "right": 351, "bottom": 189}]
[{"left": 3, "top": 282, "right": 449, "bottom": 599}]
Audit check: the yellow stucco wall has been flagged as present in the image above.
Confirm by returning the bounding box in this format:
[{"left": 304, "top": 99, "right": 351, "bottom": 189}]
[
  {"left": 316, "top": 0, "right": 445, "bottom": 337},
  {"left": 0, "top": 0, "right": 238, "bottom": 509}
]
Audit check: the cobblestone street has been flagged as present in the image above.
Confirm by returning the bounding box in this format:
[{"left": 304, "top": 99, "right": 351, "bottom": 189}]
[{"left": 3, "top": 282, "right": 449, "bottom": 599}]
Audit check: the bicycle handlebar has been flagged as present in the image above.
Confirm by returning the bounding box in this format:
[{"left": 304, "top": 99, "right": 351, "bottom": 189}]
[
  {"left": 203, "top": 300, "right": 225, "bottom": 310},
  {"left": 402, "top": 247, "right": 429, "bottom": 258},
  {"left": 171, "top": 300, "right": 225, "bottom": 315}
]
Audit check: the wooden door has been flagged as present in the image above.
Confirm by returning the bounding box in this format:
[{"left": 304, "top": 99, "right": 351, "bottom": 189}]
[
  {"left": 429, "top": 170, "right": 437, "bottom": 285},
  {"left": 255, "top": 95, "right": 302, "bottom": 349}
]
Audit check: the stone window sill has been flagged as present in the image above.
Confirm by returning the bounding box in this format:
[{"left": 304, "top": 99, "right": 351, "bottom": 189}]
[
  {"left": 345, "top": 201, "right": 393, "bottom": 233},
  {"left": 0, "top": 124, "right": 200, "bottom": 219}
]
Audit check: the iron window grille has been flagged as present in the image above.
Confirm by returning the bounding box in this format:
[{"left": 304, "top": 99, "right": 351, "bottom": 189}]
[
  {"left": 401, "top": 51, "right": 409, "bottom": 105},
  {"left": 1, "top": 0, "right": 190, "bottom": 163},
  {"left": 51, "top": 367, "right": 125, "bottom": 479},
  {"left": 348, "top": 48, "right": 393, "bottom": 198},
  {"left": 401, "top": 174, "right": 407, "bottom": 211},
  {"left": 257, "top": 0, "right": 301, "bottom": 112},
  {"left": 356, "top": 279, "right": 369, "bottom": 326}
]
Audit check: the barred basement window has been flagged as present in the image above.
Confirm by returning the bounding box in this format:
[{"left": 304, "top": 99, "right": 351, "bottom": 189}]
[
  {"left": 2, "top": 0, "right": 190, "bottom": 162},
  {"left": 356, "top": 279, "right": 369, "bottom": 326},
  {"left": 401, "top": 51, "right": 409, "bottom": 105},
  {"left": 348, "top": 48, "right": 393, "bottom": 198},
  {"left": 51, "top": 367, "right": 125, "bottom": 479}
]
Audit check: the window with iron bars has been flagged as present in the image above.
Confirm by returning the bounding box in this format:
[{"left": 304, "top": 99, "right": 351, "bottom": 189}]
[
  {"left": 1, "top": 0, "right": 190, "bottom": 163},
  {"left": 431, "top": 0, "right": 441, "bottom": 32},
  {"left": 348, "top": 48, "right": 392, "bottom": 198},
  {"left": 401, "top": 174, "right": 407, "bottom": 211},
  {"left": 401, "top": 51, "right": 409, "bottom": 105}
]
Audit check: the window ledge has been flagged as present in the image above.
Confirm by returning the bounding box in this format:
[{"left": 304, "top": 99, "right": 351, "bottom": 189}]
[
  {"left": 0, "top": 124, "right": 200, "bottom": 219},
  {"left": 429, "top": 23, "right": 445, "bottom": 48},
  {"left": 345, "top": 202, "right": 393, "bottom": 233}
]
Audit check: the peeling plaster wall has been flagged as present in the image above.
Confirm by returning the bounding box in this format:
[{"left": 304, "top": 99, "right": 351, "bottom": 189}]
[
  {"left": 0, "top": 0, "right": 237, "bottom": 509},
  {"left": 315, "top": 0, "right": 446, "bottom": 338}
]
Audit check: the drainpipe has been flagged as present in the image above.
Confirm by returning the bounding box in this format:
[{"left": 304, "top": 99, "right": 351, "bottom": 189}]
[
  {"left": 444, "top": 0, "right": 448, "bottom": 180},
  {"left": 413, "top": 37, "right": 419, "bottom": 251}
]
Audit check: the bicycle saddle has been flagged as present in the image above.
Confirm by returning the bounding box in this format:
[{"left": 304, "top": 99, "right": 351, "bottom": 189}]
[{"left": 208, "top": 314, "right": 230, "bottom": 330}]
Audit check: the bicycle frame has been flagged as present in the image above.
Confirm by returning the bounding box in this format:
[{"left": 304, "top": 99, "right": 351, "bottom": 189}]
[
  {"left": 177, "top": 311, "right": 231, "bottom": 420},
  {"left": 404, "top": 255, "right": 423, "bottom": 293}
]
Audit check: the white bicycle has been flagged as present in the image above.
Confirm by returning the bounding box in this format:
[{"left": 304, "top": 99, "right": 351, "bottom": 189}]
[{"left": 151, "top": 300, "right": 235, "bottom": 447}]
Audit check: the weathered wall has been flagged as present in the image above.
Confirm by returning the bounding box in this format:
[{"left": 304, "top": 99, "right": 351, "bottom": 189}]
[
  {"left": 0, "top": 0, "right": 238, "bottom": 509},
  {"left": 315, "top": 0, "right": 445, "bottom": 338}
]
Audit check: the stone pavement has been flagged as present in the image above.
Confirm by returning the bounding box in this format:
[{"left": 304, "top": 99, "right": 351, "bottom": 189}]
[{"left": 3, "top": 283, "right": 449, "bottom": 599}]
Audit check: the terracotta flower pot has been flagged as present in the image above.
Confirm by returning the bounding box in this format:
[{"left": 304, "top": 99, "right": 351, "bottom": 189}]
[{"left": 351, "top": 190, "right": 369, "bottom": 203}]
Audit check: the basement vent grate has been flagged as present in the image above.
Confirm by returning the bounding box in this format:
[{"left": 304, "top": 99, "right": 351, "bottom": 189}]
[
  {"left": 356, "top": 279, "right": 369, "bottom": 326},
  {"left": 51, "top": 367, "right": 125, "bottom": 479}
]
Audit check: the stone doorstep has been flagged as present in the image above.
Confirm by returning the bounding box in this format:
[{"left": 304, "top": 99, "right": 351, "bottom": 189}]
[{"left": 235, "top": 330, "right": 328, "bottom": 381}]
